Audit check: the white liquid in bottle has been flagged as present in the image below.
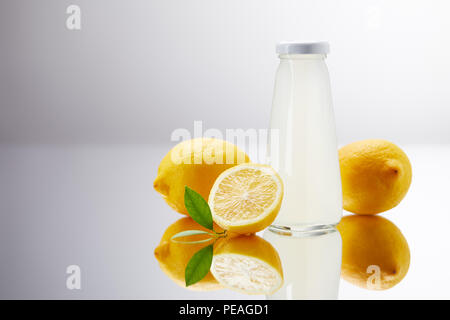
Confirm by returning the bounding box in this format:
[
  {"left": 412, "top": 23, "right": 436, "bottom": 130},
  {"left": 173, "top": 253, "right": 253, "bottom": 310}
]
[{"left": 269, "top": 42, "right": 342, "bottom": 230}]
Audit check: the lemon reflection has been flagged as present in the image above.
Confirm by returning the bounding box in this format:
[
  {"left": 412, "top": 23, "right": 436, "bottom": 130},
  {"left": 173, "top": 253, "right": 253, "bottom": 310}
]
[
  {"left": 263, "top": 227, "right": 342, "bottom": 300},
  {"left": 337, "top": 215, "right": 410, "bottom": 290},
  {"left": 211, "top": 235, "right": 283, "bottom": 295},
  {"left": 155, "top": 218, "right": 284, "bottom": 294},
  {"left": 154, "top": 217, "right": 223, "bottom": 291}
]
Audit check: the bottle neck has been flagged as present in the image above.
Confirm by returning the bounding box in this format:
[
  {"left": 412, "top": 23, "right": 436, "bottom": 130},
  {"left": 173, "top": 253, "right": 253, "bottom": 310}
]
[{"left": 278, "top": 53, "right": 327, "bottom": 60}]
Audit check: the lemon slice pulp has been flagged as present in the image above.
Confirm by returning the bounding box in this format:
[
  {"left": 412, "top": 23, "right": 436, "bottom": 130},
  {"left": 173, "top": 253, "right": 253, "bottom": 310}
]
[
  {"left": 210, "top": 235, "right": 283, "bottom": 295},
  {"left": 208, "top": 164, "right": 283, "bottom": 234}
]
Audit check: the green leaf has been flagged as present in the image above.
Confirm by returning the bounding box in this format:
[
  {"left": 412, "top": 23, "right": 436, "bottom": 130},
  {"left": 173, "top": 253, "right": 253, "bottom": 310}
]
[
  {"left": 184, "top": 186, "right": 213, "bottom": 230},
  {"left": 170, "top": 230, "right": 214, "bottom": 244},
  {"left": 185, "top": 244, "right": 213, "bottom": 287}
]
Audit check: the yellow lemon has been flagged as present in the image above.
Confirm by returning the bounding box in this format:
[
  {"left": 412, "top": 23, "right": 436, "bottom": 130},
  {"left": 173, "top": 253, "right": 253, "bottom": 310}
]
[
  {"left": 154, "top": 138, "right": 250, "bottom": 214},
  {"left": 337, "top": 215, "right": 410, "bottom": 290},
  {"left": 339, "top": 139, "right": 412, "bottom": 214},
  {"left": 208, "top": 163, "right": 283, "bottom": 234},
  {"left": 211, "top": 235, "right": 283, "bottom": 295},
  {"left": 154, "top": 217, "right": 223, "bottom": 291}
]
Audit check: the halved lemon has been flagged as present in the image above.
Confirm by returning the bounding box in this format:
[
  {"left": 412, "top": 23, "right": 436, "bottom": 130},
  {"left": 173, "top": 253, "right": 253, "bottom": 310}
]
[
  {"left": 208, "top": 163, "right": 283, "bottom": 234},
  {"left": 211, "top": 235, "right": 283, "bottom": 295}
]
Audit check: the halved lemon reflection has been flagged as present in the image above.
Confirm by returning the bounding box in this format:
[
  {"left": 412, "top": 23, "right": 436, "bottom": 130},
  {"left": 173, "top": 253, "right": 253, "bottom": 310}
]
[
  {"left": 154, "top": 218, "right": 284, "bottom": 294},
  {"left": 337, "top": 215, "right": 410, "bottom": 290},
  {"left": 154, "top": 217, "right": 223, "bottom": 291},
  {"left": 211, "top": 235, "right": 283, "bottom": 295},
  {"left": 263, "top": 227, "right": 342, "bottom": 300}
]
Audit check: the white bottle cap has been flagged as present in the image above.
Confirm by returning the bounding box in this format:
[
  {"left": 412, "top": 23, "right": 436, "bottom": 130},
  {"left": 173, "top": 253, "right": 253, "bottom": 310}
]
[{"left": 276, "top": 41, "right": 330, "bottom": 54}]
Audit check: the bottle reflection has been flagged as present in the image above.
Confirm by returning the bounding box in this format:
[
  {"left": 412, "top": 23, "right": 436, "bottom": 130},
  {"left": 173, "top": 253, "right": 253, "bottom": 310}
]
[{"left": 263, "top": 227, "right": 342, "bottom": 300}]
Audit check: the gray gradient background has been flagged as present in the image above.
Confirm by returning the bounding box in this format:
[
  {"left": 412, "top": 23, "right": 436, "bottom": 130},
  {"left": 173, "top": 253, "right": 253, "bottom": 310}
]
[
  {"left": 1, "top": 0, "right": 450, "bottom": 145},
  {"left": 1, "top": 0, "right": 450, "bottom": 299}
]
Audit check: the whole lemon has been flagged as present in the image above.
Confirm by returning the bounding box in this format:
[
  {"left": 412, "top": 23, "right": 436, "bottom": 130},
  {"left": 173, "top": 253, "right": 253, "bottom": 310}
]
[
  {"left": 337, "top": 215, "right": 410, "bottom": 290},
  {"left": 154, "top": 138, "right": 250, "bottom": 214},
  {"left": 154, "top": 217, "right": 224, "bottom": 291},
  {"left": 339, "top": 139, "right": 412, "bottom": 215}
]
